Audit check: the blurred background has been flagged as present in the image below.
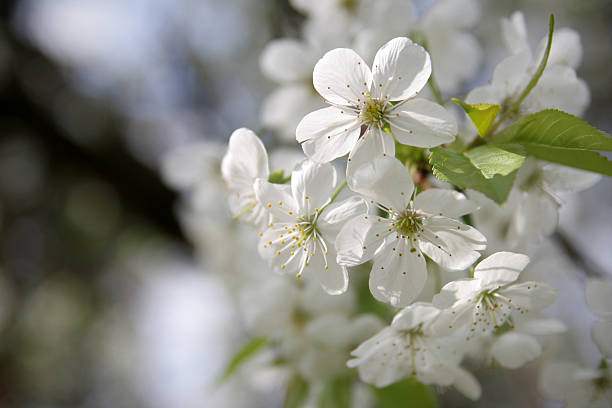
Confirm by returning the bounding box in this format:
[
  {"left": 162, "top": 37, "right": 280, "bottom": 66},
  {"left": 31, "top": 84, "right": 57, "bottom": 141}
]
[{"left": 0, "top": 0, "right": 611, "bottom": 407}]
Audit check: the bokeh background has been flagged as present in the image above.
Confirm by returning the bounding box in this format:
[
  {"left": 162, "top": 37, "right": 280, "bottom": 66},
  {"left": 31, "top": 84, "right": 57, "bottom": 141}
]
[{"left": 0, "top": 0, "right": 611, "bottom": 406}]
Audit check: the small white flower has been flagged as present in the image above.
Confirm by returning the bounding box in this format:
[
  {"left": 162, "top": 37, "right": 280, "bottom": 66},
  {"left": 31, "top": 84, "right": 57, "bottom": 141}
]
[
  {"left": 336, "top": 156, "right": 486, "bottom": 307},
  {"left": 467, "top": 11, "right": 590, "bottom": 117},
  {"left": 256, "top": 160, "right": 366, "bottom": 294},
  {"left": 540, "top": 360, "right": 612, "bottom": 408},
  {"left": 432, "top": 252, "right": 558, "bottom": 340},
  {"left": 296, "top": 37, "right": 456, "bottom": 185},
  {"left": 586, "top": 277, "right": 612, "bottom": 358},
  {"left": 221, "top": 128, "right": 270, "bottom": 228},
  {"left": 347, "top": 303, "right": 481, "bottom": 400}
]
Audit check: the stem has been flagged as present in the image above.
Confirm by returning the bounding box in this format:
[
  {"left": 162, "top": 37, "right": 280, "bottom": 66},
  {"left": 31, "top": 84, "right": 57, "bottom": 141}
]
[
  {"left": 329, "top": 180, "right": 348, "bottom": 204},
  {"left": 428, "top": 73, "right": 445, "bottom": 106}
]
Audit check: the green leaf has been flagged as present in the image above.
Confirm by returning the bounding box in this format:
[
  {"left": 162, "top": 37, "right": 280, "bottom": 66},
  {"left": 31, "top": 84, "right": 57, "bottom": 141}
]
[
  {"left": 429, "top": 147, "right": 517, "bottom": 204},
  {"left": 372, "top": 378, "right": 438, "bottom": 408},
  {"left": 452, "top": 98, "right": 501, "bottom": 137},
  {"left": 464, "top": 145, "right": 526, "bottom": 178},
  {"left": 494, "top": 109, "right": 612, "bottom": 150},
  {"left": 269, "top": 169, "right": 291, "bottom": 184},
  {"left": 318, "top": 377, "right": 353, "bottom": 408},
  {"left": 492, "top": 109, "right": 612, "bottom": 176},
  {"left": 285, "top": 375, "right": 309, "bottom": 408},
  {"left": 218, "top": 337, "right": 268, "bottom": 384}
]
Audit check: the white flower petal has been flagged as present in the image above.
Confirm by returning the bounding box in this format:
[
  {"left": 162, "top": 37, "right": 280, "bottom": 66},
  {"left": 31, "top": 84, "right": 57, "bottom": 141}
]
[
  {"left": 518, "top": 318, "right": 566, "bottom": 336},
  {"left": 369, "top": 240, "right": 427, "bottom": 307},
  {"left": 501, "top": 11, "right": 529, "bottom": 55},
  {"left": 429, "top": 300, "right": 474, "bottom": 335},
  {"left": 413, "top": 189, "right": 478, "bottom": 218},
  {"left": 258, "top": 224, "right": 305, "bottom": 274},
  {"left": 313, "top": 48, "right": 372, "bottom": 106},
  {"left": 318, "top": 196, "right": 368, "bottom": 238},
  {"left": 434, "top": 279, "right": 481, "bottom": 307},
  {"left": 348, "top": 155, "right": 411, "bottom": 212},
  {"left": 498, "top": 281, "right": 558, "bottom": 311},
  {"left": 371, "top": 37, "right": 431, "bottom": 101},
  {"left": 535, "top": 27, "right": 583, "bottom": 69},
  {"left": 507, "top": 190, "right": 558, "bottom": 246},
  {"left": 310, "top": 248, "right": 349, "bottom": 295},
  {"left": 259, "top": 38, "right": 314, "bottom": 83},
  {"left": 540, "top": 163, "right": 600, "bottom": 193},
  {"left": 389, "top": 98, "right": 457, "bottom": 147},
  {"left": 392, "top": 302, "right": 440, "bottom": 331},
  {"left": 297, "top": 107, "right": 362, "bottom": 163},
  {"left": 419, "top": 217, "right": 486, "bottom": 271},
  {"left": 346, "top": 127, "right": 396, "bottom": 191},
  {"left": 492, "top": 332, "right": 542, "bottom": 369},
  {"left": 335, "top": 214, "right": 391, "bottom": 266},
  {"left": 261, "top": 84, "right": 322, "bottom": 140},
  {"left": 526, "top": 65, "right": 590, "bottom": 116},
  {"left": 222, "top": 128, "right": 269, "bottom": 190},
  {"left": 449, "top": 366, "right": 482, "bottom": 400},
  {"left": 592, "top": 321, "right": 612, "bottom": 358},
  {"left": 473, "top": 252, "right": 529, "bottom": 286},
  {"left": 254, "top": 179, "right": 297, "bottom": 223},
  {"left": 424, "top": 29, "right": 482, "bottom": 94},
  {"left": 585, "top": 277, "right": 612, "bottom": 317},
  {"left": 291, "top": 160, "right": 337, "bottom": 212}
]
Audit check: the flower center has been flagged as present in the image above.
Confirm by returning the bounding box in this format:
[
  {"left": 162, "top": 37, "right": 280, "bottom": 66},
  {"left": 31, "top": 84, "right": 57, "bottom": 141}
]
[
  {"left": 295, "top": 215, "right": 318, "bottom": 246},
  {"left": 360, "top": 97, "right": 387, "bottom": 127},
  {"left": 394, "top": 210, "right": 424, "bottom": 236}
]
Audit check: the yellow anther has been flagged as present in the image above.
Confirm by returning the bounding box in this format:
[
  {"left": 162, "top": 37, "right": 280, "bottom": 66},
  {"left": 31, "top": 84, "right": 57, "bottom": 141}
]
[
  {"left": 278, "top": 201, "right": 283, "bottom": 206},
  {"left": 267, "top": 203, "right": 272, "bottom": 208}
]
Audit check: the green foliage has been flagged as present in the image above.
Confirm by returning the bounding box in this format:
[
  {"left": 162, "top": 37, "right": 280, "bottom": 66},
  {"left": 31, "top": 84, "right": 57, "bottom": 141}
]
[
  {"left": 269, "top": 169, "right": 291, "bottom": 184},
  {"left": 318, "top": 377, "right": 353, "bottom": 408},
  {"left": 452, "top": 99, "right": 501, "bottom": 137},
  {"left": 285, "top": 375, "right": 309, "bottom": 408},
  {"left": 218, "top": 337, "right": 268, "bottom": 384},
  {"left": 372, "top": 378, "right": 438, "bottom": 408},
  {"left": 493, "top": 109, "right": 612, "bottom": 176},
  {"left": 429, "top": 147, "right": 517, "bottom": 204},
  {"left": 464, "top": 145, "right": 525, "bottom": 178}
]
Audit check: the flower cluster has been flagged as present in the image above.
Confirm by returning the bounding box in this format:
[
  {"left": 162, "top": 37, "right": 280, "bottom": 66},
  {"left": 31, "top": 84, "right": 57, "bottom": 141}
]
[{"left": 162, "top": 2, "right": 612, "bottom": 406}]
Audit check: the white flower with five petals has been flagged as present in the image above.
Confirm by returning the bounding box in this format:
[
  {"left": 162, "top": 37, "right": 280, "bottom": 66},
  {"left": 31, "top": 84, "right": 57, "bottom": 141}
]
[
  {"left": 431, "top": 252, "right": 558, "bottom": 340},
  {"left": 255, "top": 160, "right": 366, "bottom": 294},
  {"left": 296, "top": 37, "right": 456, "bottom": 186},
  {"left": 336, "top": 157, "right": 486, "bottom": 307},
  {"left": 347, "top": 303, "right": 481, "bottom": 400}
]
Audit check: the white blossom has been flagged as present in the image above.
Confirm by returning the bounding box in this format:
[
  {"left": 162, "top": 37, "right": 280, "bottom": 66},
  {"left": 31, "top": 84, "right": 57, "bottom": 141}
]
[
  {"left": 432, "top": 252, "right": 558, "bottom": 340},
  {"left": 336, "top": 156, "right": 486, "bottom": 307},
  {"left": 467, "top": 10, "right": 589, "bottom": 118},
  {"left": 296, "top": 37, "right": 456, "bottom": 185},
  {"left": 256, "top": 160, "right": 366, "bottom": 294},
  {"left": 221, "top": 128, "right": 270, "bottom": 228},
  {"left": 347, "top": 303, "right": 481, "bottom": 400},
  {"left": 540, "top": 360, "right": 612, "bottom": 408}
]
